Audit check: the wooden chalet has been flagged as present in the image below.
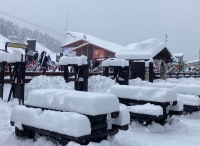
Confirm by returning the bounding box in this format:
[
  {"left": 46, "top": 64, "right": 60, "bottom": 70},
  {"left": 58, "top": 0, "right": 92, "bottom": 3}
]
[
  {"left": 60, "top": 39, "right": 117, "bottom": 61},
  {"left": 116, "top": 39, "right": 174, "bottom": 63}
]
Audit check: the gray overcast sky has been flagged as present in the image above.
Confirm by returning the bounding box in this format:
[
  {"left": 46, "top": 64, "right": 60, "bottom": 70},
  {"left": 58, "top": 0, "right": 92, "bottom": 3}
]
[{"left": 0, "top": 0, "right": 200, "bottom": 60}]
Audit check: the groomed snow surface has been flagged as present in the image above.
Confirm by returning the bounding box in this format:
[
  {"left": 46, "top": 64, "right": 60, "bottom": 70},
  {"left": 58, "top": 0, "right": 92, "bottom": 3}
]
[{"left": 2, "top": 76, "right": 200, "bottom": 145}]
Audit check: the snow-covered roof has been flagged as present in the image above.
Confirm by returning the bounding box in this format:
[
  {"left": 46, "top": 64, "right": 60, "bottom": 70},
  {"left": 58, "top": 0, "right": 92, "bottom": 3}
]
[
  {"left": 62, "top": 31, "right": 125, "bottom": 53},
  {"left": 186, "top": 59, "right": 199, "bottom": 64},
  {"left": 115, "top": 39, "right": 170, "bottom": 60},
  {"left": 173, "top": 53, "right": 184, "bottom": 57}
]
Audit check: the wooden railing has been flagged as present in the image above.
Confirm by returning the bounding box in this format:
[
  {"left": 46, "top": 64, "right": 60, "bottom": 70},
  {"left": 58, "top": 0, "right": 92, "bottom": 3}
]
[
  {"left": 155, "top": 72, "right": 200, "bottom": 79},
  {"left": 3, "top": 71, "right": 112, "bottom": 83},
  {"left": 4, "top": 71, "right": 200, "bottom": 84}
]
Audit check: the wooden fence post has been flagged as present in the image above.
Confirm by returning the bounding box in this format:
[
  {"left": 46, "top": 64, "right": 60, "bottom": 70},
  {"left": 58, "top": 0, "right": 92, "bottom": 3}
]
[{"left": 42, "top": 68, "right": 46, "bottom": 75}]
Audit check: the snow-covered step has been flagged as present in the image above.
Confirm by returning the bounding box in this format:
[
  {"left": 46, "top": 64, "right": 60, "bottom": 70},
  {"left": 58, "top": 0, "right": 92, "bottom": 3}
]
[
  {"left": 25, "top": 89, "right": 119, "bottom": 117},
  {"left": 128, "top": 103, "right": 163, "bottom": 116},
  {"left": 177, "top": 94, "right": 200, "bottom": 113},
  {"left": 110, "top": 85, "right": 177, "bottom": 106},
  {"left": 11, "top": 105, "right": 91, "bottom": 145}
]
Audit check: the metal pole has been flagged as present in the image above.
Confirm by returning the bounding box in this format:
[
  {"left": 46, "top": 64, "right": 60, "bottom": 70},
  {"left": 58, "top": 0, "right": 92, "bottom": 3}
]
[{"left": 199, "top": 49, "right": 200, "bottom": 70}]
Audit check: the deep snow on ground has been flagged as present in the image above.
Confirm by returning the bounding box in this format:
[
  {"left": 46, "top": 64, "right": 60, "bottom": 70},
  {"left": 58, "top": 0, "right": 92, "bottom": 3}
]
[{"left": 2, "top": 76, "right": 200, "bottom": 145}]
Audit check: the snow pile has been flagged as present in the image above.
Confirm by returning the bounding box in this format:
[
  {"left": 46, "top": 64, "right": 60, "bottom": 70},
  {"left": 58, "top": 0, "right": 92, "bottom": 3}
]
[
  {"left": 102, "top": 58, "right": 129, "bottom": 67},
  {"left": 129, "top": 78, "right": 149, "bottom": 86},
  {"left": 59, "top": 55, "right": 87, "bottom": 66},
  {"left": 128, "top": 103, "right": 163, "bottom": 116},
  {"left": 110, "top": 85, "right": 177, "bottom": 102},
  {"left": 88, "top": 75, "right": 118, "bottom": 93},
  {"left": 115, "top": 39, "right": 168, "bottom": 60},
  {"left": 11, "top": 106, "right": 91, "bottom": 137},
  {"left": 25, "top": 76, "right": 74, "bottom": 99},
  {"left": 25, "top": 89, "right": 119, "bottom": 116},
  {"left": 0, "top": 99, "right": 13, "bottom": 131},
  {"left": 177, "top": 94, "right": 200, "bottom": 106},
  {"left": 147, "top": 119, "right": 186, "bottom": 133},
  {"left": 112, "top": 104, "right": 130, "bottom": 126},
  {"left": 130, "top": 118, "right": 186, "bottom": 133}
]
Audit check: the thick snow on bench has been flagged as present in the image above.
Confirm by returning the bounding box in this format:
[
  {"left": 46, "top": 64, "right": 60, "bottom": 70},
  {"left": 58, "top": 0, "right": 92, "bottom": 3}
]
[
  {"left": 112, "top": 104, "right": 130, "bottom": 126},
  {"left": 102, "top": 58, "right": 129, "bottom": 67},
  {"left": 177, "top": 94, "right": 200, "bottom": 106},
  {"left": 0, "top": 48, "right": 24, "bottom": 62},
  {"left": 168, "top": 99, "right": 183, "bottom": 111},
  {"left": 11, "top": 106, "right": 91, "bottom": 137},
  {"left": 150, "top": 83, "right": 200, "bottom": 96},
  {"left": 128, "top": 103, "right": 163, "bottom": 116},
  {"left": 25, "top": 89, "right": 119, "bottom": 116},
  {"left": 110, "top": 85, "right": 177, "bottom": 102},
  {"left": 59, "top": 55, "right": 87, "bottom": 66}
]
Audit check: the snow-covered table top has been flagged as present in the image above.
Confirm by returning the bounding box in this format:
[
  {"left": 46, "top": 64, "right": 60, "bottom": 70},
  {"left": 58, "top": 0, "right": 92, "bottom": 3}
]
[
  {"left": 0, "top": 48, "right": 24, "bottom": 62},
  {"left": 102, "top": 58, "right": 129, "bottom": 67},
  {"left": 110, "top": 85, "right": 177, "bottom": 103},
  {"left": 25, "top": 89, "right": 119, "bottom": 116},
  {"left": 11, "top": 105, "right": 91, "bottom": 137},
  {"left": 59, "top": 55, "right": 87, "bottom": 66}
]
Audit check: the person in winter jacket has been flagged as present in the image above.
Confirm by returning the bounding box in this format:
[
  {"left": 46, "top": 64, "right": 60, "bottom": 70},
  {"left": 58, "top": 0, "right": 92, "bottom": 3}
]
[
  {"left": 33, "top": 51, "right": 39, "bottom": 64},
  {"left": 160, "top": 61, "right": 167, "bottom": 80},
  {"left": 92, "top": 58, "right": 100, "bottom": 70},
  {"left": 87, "top": 59, "right": 91, "bottom": 70}
]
